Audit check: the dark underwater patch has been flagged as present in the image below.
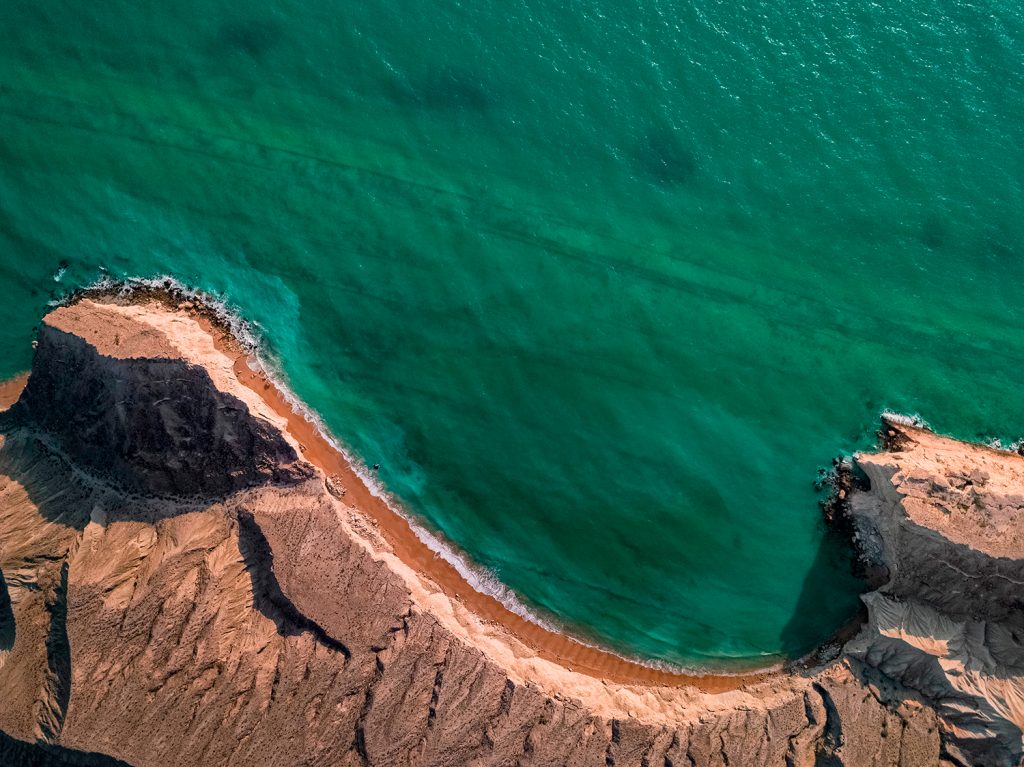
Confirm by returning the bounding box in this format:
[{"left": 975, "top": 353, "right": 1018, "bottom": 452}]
[
  {"left": 634, "top": 127, "right": 698, "bottom": 186},
  {"left": 213, "top": 18, "right": 284, "bottom": 60},
  {"left": 387, "top": 67, "right": 491, "bottom": 113},
  {"left": 985, "top": 231, "right": 1020, "bottom": 261},
  {"left": 919, "top": 216, "right": 946, "bottom": 249}
]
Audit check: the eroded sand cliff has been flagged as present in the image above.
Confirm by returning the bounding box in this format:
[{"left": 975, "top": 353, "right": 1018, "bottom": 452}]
[{"left": 0, "top": 292, "right": 1019, "bottom": 766}]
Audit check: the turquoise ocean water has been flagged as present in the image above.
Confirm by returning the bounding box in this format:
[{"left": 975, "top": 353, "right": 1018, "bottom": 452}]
[{"left": 0, "top": 0, "right": 1021, "bottom": 667}]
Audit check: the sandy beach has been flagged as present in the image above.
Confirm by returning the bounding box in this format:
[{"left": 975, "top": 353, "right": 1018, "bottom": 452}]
[
  {"left": 12, "top": 293, "right": 778, "bottom": 693},
  {"left": 205, "top": 305, "right": 773, "bottom": 692}
]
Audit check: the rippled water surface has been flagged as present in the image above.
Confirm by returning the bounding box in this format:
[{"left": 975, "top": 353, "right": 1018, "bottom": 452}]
[{"left": 0, "top": 0, "right": 1022, "bottom": 666}]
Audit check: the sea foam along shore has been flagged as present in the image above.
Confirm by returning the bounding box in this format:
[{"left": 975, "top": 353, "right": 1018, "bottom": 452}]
[{"left": 47, "top": 277, "right": 791, "bottom": 689}]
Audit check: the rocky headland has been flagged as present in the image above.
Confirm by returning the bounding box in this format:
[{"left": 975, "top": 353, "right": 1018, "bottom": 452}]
[{"left": 0, "top": 289, "right": 1021, "bottom": 766}]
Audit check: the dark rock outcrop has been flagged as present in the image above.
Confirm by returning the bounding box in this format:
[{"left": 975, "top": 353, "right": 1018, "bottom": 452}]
[{"left": 6, "top": 322, "right": 310, "bottom": 498}]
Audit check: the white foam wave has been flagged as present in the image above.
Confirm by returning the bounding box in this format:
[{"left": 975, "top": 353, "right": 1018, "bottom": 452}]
[
  {"left": 881, "top": 410, "right": 929, "bottom": 429},
  {"left": 54, "top": 274, "right": 264, "bottom": 353},
  {"left": 880, "top": 410, "right": 1024, "bottom": 456}
]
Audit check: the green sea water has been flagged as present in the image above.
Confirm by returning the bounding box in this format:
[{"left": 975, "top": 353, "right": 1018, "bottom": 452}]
[{"left": 0, "top": 0, "right": 1022, "bottom": 668}]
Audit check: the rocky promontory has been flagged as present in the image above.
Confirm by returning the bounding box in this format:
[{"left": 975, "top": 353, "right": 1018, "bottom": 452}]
[{"left": 0, "top": 291, "right": 1020, "bottom": 766}]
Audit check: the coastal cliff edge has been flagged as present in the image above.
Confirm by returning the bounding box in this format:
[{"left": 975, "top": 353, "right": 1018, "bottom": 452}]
[{"left": 0, "top": 291, "right": 1020, "bottom": 766}]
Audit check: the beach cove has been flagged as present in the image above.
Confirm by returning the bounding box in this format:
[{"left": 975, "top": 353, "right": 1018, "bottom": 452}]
[
  {"left": 0, "top": 289, "right": 1020, "bottom": 765},
  {"left": 1, "top": 0, "right": 1022, "bottom": 668}
]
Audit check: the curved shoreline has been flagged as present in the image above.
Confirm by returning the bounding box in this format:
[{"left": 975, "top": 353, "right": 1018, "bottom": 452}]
[
  {"left": 221, "top": 323, "right": 774, "bottom": 691},
  {"left": 3, "top": 290, "right": 1021, "bottom": 764},
  {"left": 1, "top": 354, "right": 855, "bottom": 689},
  {"left": 35, "top": 280, "right": 855, "bottom": 690}
]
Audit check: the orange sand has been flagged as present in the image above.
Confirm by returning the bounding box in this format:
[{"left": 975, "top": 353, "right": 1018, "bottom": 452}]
[{"left": 0, "top": 373, "right": 29, "bottom": 410}]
